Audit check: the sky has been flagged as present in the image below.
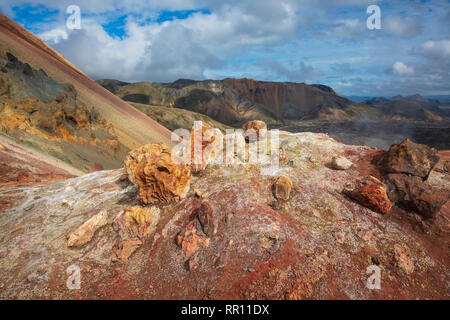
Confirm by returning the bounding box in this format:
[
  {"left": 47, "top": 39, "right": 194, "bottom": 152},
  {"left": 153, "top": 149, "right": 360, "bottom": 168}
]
[{"left": 1, "top": 0, "right": 449, "bottom": 97}]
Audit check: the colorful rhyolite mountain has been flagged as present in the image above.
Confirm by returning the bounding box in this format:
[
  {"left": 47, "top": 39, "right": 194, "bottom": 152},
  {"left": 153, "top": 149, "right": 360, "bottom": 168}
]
[
  {"left": 0, "top": 13, "right": 172, "bottom": 172},
  {"left": 98, "top": 78, "right": 449, "bottom": 125}
]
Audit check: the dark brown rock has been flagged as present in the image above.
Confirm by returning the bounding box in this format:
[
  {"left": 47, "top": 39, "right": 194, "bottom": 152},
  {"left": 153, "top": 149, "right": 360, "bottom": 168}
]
[
  {"left": 196, "top": 201, "right": 217, "bottom": 237},
  {"left": 384, "top": 174, "right": 449, "bottom": 220},
  {"left": 377, "top": 139, "right": 440, "bottom": 180}
]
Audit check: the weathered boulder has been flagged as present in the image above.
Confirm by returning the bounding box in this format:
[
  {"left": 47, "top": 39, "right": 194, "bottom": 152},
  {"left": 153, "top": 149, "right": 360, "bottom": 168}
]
[
  {"left": 272, "top": 176, "right": 292, "bottom": 201},
  {"left": 344, "top": 176, "right": 392, "bottom": 214},
  {"left": 384, "top": 174, "right": 449, "bottom": 220},
  {"left": 377, "top": 139, "right": 439, "bottom": 180},
  {"left": 67, "top": 210, "right": 108, "bottom": 247},
  {"left": 242, "top": 120, "right": 267, "bottom": 142},
  {"left": 128, "top": 143, "right": 191, "bottom": 204},
  {"left": 331, "top": 156, "right": 353, "bottom": 170},
  {"left": 190, "top": 122, "right": 223, "bottom": 173}
]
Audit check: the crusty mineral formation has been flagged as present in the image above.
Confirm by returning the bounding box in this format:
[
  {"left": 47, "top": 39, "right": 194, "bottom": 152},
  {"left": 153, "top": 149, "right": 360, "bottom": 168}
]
[
  {"left": 344, "top": 176, "right": 392, "bottom": 214},
  {"left": 377, "top": 139, "right": 439, "bottom": 180},
  {"left": 125, "top": 143, "right": 191, "bottom": 204},
  {"left": 272, "top": 176, "right": 292, "bottom": 201},
  {"left": 124, "top": 143, "right": 171, "bottom": 185}
]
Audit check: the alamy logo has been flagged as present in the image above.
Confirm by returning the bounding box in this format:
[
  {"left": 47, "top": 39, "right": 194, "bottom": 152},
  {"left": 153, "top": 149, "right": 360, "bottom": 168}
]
[
  {"left": 171, "top": 121, "right": 280, "bottom": 176},
  {"left": 366, "top": 265, "right": 381, "bottom": 290},
  {"left": 66, "top": 5, "right": 81, "bottom": 30},
  {"left": 66, "top": 264, "right": 81, "bottom": 290},
  {"left": 367, "top": 5, "right": 381, "bottom": 30}
]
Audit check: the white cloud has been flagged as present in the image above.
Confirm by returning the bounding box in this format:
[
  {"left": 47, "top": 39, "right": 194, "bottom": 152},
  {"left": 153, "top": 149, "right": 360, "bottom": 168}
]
[
  {"left": 329, "top": 19, "right": 365, "bottom": 40},
  {"left": 415, "top": 39, "right": 450, "bottom": 60},
  {"left": 391, "top": 62, "right": 415, "bottom": 76},
  {"left": 38, "top": 0, "right": 301, "bottom": 81},
  {"left": 383, "top": 16, "right": 421, "bottom": 37}
]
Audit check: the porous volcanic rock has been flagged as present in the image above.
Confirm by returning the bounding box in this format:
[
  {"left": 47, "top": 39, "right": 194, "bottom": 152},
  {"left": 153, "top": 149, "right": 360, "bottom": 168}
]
[
  {"left": 376, "top": 139, "right": 440, "bottom": 180},
  {"left": 124, "top": 143, "right": 171, "bottom": 184},
  {"left": 344, "top": 176, "right": 392, "bottom": 214},
  {"left": 125, "top": 143, "right": 191, "bottom": 204},
  {"left": 384, "top": 173, "right": 449, "bottom": 220},
  {"left": 272, "top": 176, "right": 292, "bottom": 201}
]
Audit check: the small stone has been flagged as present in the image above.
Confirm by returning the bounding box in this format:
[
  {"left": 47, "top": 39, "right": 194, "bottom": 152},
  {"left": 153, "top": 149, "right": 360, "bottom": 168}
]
[
  {"left": 67, "top": 210, "right": 108, "bottom": 247},
  {"left": 344, "top": 176, "right": 392, "bottom": 214},
  {"left": 331, "top": 156, "right": 353, "bottom": 170},
  {"left": 272, "top": 176, "right": 292, "bottom": 201}
]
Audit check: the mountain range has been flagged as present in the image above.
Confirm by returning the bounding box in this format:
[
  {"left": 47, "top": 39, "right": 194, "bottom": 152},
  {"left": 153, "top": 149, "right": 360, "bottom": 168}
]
[{"left": 97, "top": 78, "right": 449, "bottom": 126}]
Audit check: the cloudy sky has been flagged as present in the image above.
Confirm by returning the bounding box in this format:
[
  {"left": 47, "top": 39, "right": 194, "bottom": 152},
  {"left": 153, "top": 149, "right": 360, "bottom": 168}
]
[{"left": 1, "top": 0, "right": 449, "bottom": 96}]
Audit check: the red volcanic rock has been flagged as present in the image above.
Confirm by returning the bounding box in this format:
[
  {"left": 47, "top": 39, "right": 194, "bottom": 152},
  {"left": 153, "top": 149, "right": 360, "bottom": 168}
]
[
  {"left": 272, "top": 176, "right": 292, "bottom": 201},
  {"left": 176, "top": 201, "right": 217, "bottom": 260},
  {"left": 242, "top": 120, "right": 267, "bottom": 142},
  {"left": 377, "top": 139, "right": 440, "bottom": 180},
  {"left": 176, "top": 219, "right": 210, "bottom": 261},
  {"left": 384, "top": 174, "right": 449, "bottom": 220},
  {"left": 344, "top": 176, "right": 392, "bottom": 214},
  {"left": 394, "top": 244, "right": 415, "bottom": 274}
]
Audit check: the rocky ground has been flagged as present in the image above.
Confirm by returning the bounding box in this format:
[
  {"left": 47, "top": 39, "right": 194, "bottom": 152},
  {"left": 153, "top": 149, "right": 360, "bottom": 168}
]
[{"left": 0, "top": 131, "right": 448, "bottom": 299}]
